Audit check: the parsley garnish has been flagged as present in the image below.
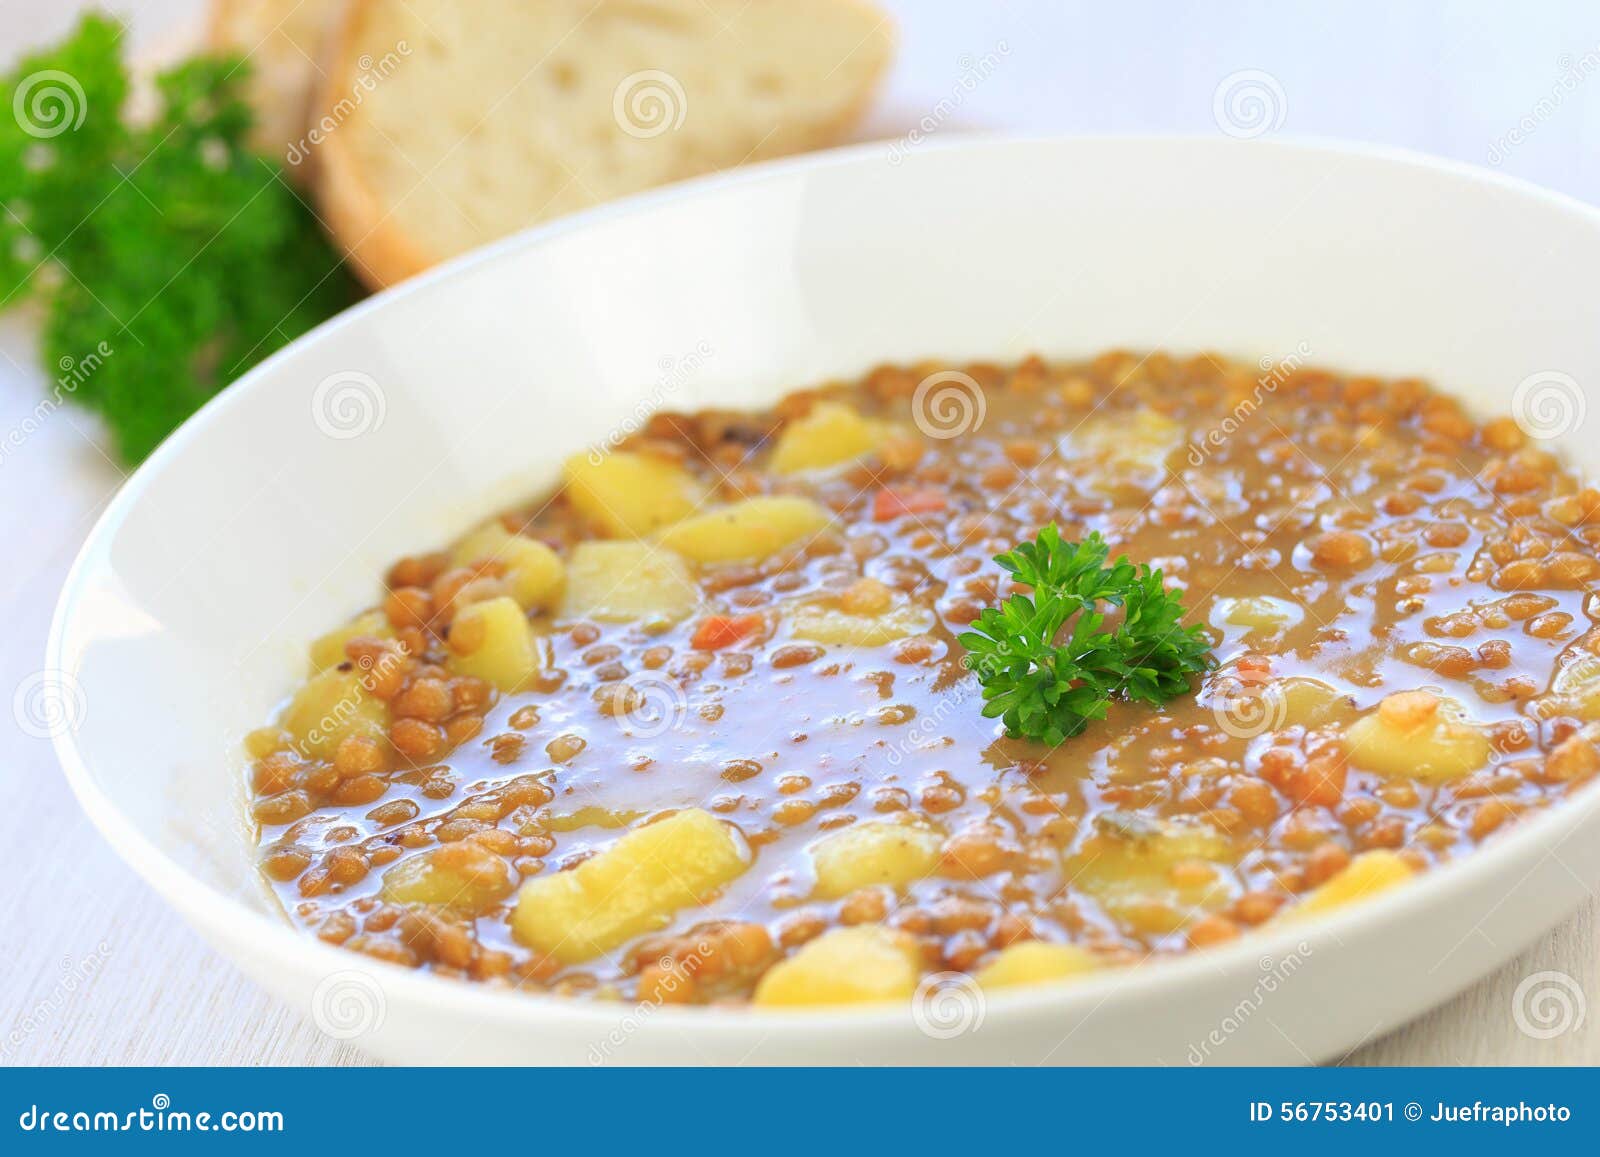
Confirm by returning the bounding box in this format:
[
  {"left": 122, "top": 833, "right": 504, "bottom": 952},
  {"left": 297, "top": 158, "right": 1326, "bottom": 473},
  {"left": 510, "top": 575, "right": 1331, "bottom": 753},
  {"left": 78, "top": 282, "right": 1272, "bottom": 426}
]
[
  {"left": 957, "top": 526, "right": 1212, "bottom": 745},
  {"left": 0, "top": 15, "right": 360, "bottom": 462}
]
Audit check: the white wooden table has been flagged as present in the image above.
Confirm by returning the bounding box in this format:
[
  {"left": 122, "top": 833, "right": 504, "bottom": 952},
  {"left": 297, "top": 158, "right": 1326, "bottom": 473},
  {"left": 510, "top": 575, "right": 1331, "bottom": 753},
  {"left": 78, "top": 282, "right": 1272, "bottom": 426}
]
[{"left": 2, "top": 0, "right": 1596, "bottom": 1065}]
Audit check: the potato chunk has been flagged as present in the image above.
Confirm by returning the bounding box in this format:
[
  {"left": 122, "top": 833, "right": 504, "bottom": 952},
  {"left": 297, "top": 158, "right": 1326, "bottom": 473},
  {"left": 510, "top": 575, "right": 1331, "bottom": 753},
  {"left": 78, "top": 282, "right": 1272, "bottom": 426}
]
[
  {"left": 447, "top": 596, "right": 540, "bottom": 691},
  {"left": 810, "top": 821, "right": 942, "bottom": 898},
  {"left": 451, "top": 521, "right": 515, "bottom": 570},
  {"left": 280, "top": 668, "right": 390, "bottom": 758},
  {"left": 1344, "top": 691, "right": 1489, "bottom": 782},
  {"left": 1283, "top": 850, "right": 1415, "bottom": 920},
  {"left": 771, "top": 402, "right": 882, "bottom": 474},
  {"left": 560, "top": 541, "right": 698, "bottom": 623},
  {"left": 1279, "top": 677, "right": 1356, "bottom": 728},
  {"left": 1069, "top": 408, "right": 1183, "bottom": 475},
  {"left": 753, "top": 927, "right": 921, "bottom": 1007},
  {"left": 656, "top": 496, "right": 833, "bottom": 564},
  {"left": 511, "top": 808, "right": 749, "bottom": 963},
  {"left": 563, "top": 451, "right": 704, "bottom": 538},
  {"left": 790, "top": 603, "right": 935, "bottom": 646},
  {"left": 1212, "top": 595, "right": 1302, "bottom": 636},
  {"left": 451, "top": 523, "right": 565, "bottom": 610},
  {"left": 1067, "top": 815, "right": 1233, "bottom": 935},
  {"left": 977, "top": 942, "right": 1099, "bottom": 990},
  {"left": 308, "top": 610, "right": 391, "bottom": 673},
  {"left": 540, "top": 806, "right": 644, "bottom": 832},
  {"left": 1537, "top": 654, "right": 1600, "bottom": 721},
  {"left": 381, "top": 842, "right": 515, "bottom": 914}
]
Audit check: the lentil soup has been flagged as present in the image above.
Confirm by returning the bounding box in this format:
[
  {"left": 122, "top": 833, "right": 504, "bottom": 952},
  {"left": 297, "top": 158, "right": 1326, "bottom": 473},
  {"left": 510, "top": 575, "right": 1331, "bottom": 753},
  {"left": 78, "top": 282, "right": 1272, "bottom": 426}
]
[{"left": 248, "top": 351, "right": 1600, "bottom": 1007}]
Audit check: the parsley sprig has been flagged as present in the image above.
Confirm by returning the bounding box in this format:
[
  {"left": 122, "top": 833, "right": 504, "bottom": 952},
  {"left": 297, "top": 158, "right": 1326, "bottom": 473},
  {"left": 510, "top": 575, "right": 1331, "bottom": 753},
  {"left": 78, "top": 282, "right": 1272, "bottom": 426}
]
[
  {"left": 958, "top": 526, "right": 1212, "bottom": 745},
  {"left": 0, "top": 15, "right": 360, "bottom": 462}
]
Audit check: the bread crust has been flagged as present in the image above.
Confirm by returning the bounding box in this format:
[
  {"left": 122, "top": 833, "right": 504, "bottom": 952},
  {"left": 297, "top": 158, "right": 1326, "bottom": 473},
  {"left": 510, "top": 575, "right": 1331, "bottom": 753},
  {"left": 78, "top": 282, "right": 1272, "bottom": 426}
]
[
  {"left": 310, "top": 0, "right": 428, "bottom": 287},
  {"left": 312, "top": 0, "right": 894, "bottom": 290}
]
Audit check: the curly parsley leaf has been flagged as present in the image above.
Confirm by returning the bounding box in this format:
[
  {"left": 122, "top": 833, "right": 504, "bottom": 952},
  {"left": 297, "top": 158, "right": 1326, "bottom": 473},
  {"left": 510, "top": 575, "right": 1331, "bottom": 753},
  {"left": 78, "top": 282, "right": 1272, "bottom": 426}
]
[
  {"left": 0, "top": 14, "right": 360, "bottom": 463},
  {"left": 957, "top": 526, "right": 1213, "bottom": 745}
]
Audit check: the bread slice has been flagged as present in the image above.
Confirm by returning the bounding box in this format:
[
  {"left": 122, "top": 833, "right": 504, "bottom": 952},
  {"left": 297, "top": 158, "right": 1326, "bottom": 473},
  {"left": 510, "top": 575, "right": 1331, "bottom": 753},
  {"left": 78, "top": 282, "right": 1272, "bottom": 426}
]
[
  {"left": 312, "top": 0, "right": 894, "bottom": 287},
  {"left": 206, "top": 0, "right": 344, "bottom": 182}
]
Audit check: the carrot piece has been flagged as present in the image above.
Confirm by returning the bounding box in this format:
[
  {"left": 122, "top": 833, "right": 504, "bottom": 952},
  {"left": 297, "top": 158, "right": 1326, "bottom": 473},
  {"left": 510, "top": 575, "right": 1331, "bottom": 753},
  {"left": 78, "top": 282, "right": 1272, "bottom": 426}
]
[
  {"left": 872, "top": 487, "right": 947, "bottom": 522},
  {"left": 690, "top": 613, "right": 764, "bottom": 651}
]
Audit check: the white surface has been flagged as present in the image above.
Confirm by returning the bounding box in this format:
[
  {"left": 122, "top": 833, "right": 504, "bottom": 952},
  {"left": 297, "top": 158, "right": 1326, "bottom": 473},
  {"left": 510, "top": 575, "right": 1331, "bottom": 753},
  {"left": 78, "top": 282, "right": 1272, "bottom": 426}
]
[{"left": 4, "top": 0, "right": 1599, "bottom": 1066}]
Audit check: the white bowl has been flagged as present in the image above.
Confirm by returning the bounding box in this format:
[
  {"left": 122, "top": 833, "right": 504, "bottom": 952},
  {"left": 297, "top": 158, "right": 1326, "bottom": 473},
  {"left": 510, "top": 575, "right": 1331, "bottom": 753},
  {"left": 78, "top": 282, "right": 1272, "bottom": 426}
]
[{"left": 50, "top": 136, "right": 1600, "bottom": 1065}]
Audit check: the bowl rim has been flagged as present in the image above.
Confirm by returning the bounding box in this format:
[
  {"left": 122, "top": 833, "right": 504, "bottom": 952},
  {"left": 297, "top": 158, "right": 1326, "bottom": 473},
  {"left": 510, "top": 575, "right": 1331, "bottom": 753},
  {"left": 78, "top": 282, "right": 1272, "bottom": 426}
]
[{"left": 46, "top": 132, "right": 1600, "bottom": 1046}]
